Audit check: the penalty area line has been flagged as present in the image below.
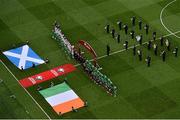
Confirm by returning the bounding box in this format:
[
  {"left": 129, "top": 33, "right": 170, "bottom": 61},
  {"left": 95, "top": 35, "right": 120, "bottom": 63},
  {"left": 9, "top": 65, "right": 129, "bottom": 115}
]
[
  {"left": 74, "top": 30, "right": 180, "bottom": 67},
  {"left": 0, "top": 60, "right": 51, "bottom": 120}
]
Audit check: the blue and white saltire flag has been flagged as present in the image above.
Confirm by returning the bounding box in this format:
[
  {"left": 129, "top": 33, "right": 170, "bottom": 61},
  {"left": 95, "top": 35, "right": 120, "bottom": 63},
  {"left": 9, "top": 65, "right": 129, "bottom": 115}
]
[{"left": 3, "top": 45, "right": 45, "bottom": 70}]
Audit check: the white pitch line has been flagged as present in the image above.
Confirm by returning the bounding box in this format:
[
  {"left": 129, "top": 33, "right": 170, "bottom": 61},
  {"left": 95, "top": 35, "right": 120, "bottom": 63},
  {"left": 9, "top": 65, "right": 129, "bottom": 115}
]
[
  {"left": 74, "top": 30, "right": 180, "bottom": 67},
  {"left": 160, "top": 0, "right": 180, "bottom": 39},
  {"left": 0, "top": 60, "right": 51, "bottom": 120}
]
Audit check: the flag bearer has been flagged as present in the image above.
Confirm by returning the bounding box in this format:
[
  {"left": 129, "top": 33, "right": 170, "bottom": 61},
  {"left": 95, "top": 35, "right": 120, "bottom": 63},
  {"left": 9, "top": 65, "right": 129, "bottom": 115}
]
[
  {"left": 32, "top": 62, "right": 35, "bottom": 68},
  {"left": 72, "top": 107, "right": 77, "bottom": 112},
  {"left": 21, "top": 66, "right": 24, "bottom": 71}
]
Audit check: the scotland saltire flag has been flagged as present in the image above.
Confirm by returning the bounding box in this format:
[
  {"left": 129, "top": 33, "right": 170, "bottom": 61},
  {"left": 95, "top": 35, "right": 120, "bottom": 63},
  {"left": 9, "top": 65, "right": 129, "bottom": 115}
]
[{"left": 3, "top": 45, "right": 45, "bottom": 70}]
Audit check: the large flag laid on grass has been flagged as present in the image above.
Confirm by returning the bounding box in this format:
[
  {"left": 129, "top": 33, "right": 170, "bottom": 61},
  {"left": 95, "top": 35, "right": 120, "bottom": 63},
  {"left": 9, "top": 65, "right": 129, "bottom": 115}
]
[
  {"left": 3, "top": 45, "right": 45, "bottom": 70},
  {"left": 39, "top": 82, "right": 84, "bottom": 114}
]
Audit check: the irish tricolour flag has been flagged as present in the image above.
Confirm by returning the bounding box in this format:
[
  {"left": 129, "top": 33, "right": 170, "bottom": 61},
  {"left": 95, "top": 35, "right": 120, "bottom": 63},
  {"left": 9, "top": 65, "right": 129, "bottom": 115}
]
[{"left": 39, "top": 82, "right": 84, "bottom": 114}]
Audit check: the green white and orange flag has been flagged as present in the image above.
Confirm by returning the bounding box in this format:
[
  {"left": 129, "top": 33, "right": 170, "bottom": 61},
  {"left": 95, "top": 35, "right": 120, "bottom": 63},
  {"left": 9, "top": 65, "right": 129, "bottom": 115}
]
[{"left": 39, "top": 82, "right": 84, "bottom": 114}]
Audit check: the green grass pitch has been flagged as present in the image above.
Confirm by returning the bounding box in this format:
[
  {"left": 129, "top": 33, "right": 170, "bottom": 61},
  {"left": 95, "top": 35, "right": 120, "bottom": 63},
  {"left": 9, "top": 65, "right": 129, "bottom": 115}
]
[{"left": 0, "top": 0, "right": 180, "bottom": 119}]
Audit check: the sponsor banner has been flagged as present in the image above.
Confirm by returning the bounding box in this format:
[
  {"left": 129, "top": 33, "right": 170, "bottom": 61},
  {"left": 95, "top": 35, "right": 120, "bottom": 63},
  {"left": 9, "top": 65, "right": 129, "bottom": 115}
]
[{"left": 19, "top": 64, "right": 76, "bottom": 88}]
